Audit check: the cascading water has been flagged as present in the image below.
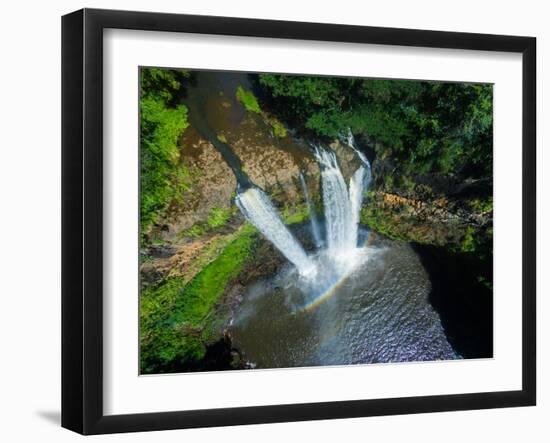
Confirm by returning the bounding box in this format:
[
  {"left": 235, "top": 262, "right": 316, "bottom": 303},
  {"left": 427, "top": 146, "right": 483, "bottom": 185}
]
[
  {"left": 231, "top": 133, "right": 462, "bottom": 368},
  {"left": 235, "top": 186, "right": 316, "bottom": 276},
  {"left": 235, "top": 133, "right": 371, "bottom": 284},
  {"left": 299, "top": 173, "right": 323, "bottom": 248},
  {"left": 346, "top": 130, "right": 372, "bottom": 249},
  {"left": 346, "top": 128, "right": 370, "bottom": 167},
  {"left": 349, "top": 166, "right": 366, "bottom": 250},
  {"left": 313, "top": 146, "right": 357, "bottom": 260}
]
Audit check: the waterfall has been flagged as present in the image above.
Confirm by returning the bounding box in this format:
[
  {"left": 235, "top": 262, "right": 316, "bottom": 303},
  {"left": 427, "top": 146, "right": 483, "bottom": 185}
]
[
  {"left": 349, "top": 166, "right": 366, "bottom": 249},
  {"left": 234, "top": 134, "right": 370, "bottom": 279},
  {"left": 346, "top": 130, "right": 372, "bottom": 248},
  {"left": 299, "top": 173, "right": 323, "bottom": 248},
  {"left": 346, "top": 128, "right": 371, "bottom": 170},
  {"left": 313, "top": 147, "right": 356, "bottom": 258},
  {"left": 235, "top": 187, "right": 316, "bottom": 276}
]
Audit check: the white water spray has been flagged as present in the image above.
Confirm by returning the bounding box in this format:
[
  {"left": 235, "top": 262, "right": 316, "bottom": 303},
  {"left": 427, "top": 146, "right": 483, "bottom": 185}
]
[
  {"left": 235, "top": 133, "right": 370, "bottom": 282},
  {"left": 313, "top": 146, "right": 357, "bottom": 259},
  {"left": 235, "top": 187, "right": 316, "bottom": 276},
  {"left": 346, "top": 129, "right": 369, "bottom": 166},
  {"left": 349, "top": 166, "right": 366, "bottom": 250},
  {"left": 346, "top": 129, "right": 372, "bottom": 248},
  {"left": 299, "top": 173, "right": 323, "bottom": 248}
]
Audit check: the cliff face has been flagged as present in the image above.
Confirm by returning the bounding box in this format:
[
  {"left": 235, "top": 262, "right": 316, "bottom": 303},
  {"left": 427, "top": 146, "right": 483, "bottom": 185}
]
[
  {"left": 140, "top": 135, "right": 314, "bottom": 287},
  {"left": 361, "top": 190, "right": 492, "bottom": 248},
  {"left": 143, "top": 122, "right": 493, "bottom": 281},
  {"left": 355, "top": 136, "right": 493, "bottom": 254},
  {"left": 141, "top": 114, "right": 321, "bottom": 262}
]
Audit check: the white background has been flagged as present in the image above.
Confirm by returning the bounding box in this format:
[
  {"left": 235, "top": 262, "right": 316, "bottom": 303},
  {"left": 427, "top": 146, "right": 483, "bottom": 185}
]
[{"left": 0, "top": 0, "right": 547, "bottom": 441}]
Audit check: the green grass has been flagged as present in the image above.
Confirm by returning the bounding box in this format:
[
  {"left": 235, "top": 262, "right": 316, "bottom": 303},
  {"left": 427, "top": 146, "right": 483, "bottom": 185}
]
[
  {"left": 269, "top": 118, "right": 287, "bottom": 138},
  {"left": 207, "top": 206, "right": 233, "bottom": 228},
  {"left": 172, "top": 225, "right": 257, "bottom": 325},
  {"left": 236, "top": 85, "right": 261, "bottom": 113},
  {"left": 141, "top": 200, "right": 326, "bottom": 373},
  {"left": 140, "top": 200, "right": 314, "bottom": 373},
  {"left": 181, "top": 224, "right": 208, "bottom": 238},
  {"left": 140, "top": 225, "right": 258, "bottom": 373},
  {"left": 180, "top": 206, "right": 234, "bottom": 239},
  {"left": 234, "top": 85, "right": 286, "bottom": 137},
  {"left": 281, "top": 203, "right": 310, "bottom": 225}
]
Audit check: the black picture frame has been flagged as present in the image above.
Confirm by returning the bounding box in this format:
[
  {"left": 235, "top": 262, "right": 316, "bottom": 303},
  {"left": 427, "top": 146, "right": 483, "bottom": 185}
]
[{"left": 62, "top": 8, "right": 536, "bottom": 435}]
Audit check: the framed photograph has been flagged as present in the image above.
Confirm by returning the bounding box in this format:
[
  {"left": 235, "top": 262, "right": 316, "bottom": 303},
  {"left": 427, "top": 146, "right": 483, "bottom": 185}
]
[{"left": 61, "top": 8, "right": 536, "bottom": 435}]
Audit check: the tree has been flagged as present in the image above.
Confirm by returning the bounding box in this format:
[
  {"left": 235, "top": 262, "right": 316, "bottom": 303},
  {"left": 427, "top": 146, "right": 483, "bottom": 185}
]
[
  {"left": 139, "top": 68, "right": 191, "bottom": 244},
  {"left": 259, "top": 74, "right": 493, "bottom": 185}
]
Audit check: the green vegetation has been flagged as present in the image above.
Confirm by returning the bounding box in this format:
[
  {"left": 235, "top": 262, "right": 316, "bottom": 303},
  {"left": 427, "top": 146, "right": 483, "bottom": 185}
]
[
  {"left": 180, "top": 224, "right": 208, "bottom": 239},
  {"left": 268, "top": 117, "right": 287, "bottom": 138},
  {"left": 236, "top": 85, "right": 261, "bottom": 113},
  {"left": 281, "top": 203, "right": 311, "bottom": 225},
  {"left": 361, "top": 198, "right": 493, "bottom": 301},
  {"left": 140, "top": 67, "right": 191, "bottom": 245},
  {"left": 139, "top": 69, "right": 495, "bottom": 372},
  {"left": 260, "top": 73, "right": 494, "bottom": 270},
  {"left": 207, "top": 206, "right": 233, "bottom": 228},
  {"left": 174, "top": 225, "right": 256, "bottom": 323},
  {"left": 236, "top": 85, "right": 287, "bottom": 137},
  {"left": 459, "top": 226, "right": 478, "bottom": 253},
  {"left": 141, "top": 199, "right": 314, "bottom": 373},
  {"left": 141, "top": 225, "right": 258, "bottom": 373},
  {"left": 360, "top": 203, "right": 440, "bottom": 244},
  {"left": 452, "top": 225, "right": 492, "bottom": 258},
  {"left": 468, "top": 197, "right": 493, "bottom": 213},
  {"left": 180, "top": 206, "right": 234, "bottom": 239},
  {"left": 259, "top": 74, "right": 493, "bottom": 184},
  {"left": 361, "top": 191, "right": 492, "bottom": 256}
]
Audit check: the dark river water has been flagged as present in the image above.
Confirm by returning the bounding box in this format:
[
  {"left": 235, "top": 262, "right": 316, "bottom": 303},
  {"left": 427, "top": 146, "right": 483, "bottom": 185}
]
[{"left": 230, "top": 235, "right": 461, "bottom": 369}]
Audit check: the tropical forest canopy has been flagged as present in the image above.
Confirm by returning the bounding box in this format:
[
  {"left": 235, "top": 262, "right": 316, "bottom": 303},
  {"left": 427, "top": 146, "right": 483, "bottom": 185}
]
[
  {"left": 259, "top": 74, "right": 493, "bottom": 186},
  {"left": 139, "top": 68, "right": 190, "bottom": 241}
]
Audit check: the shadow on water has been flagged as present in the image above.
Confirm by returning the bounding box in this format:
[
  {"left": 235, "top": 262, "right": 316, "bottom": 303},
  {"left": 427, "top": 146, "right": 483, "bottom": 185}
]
[
  {"left": 177, "top": 70, "right": 254, "bottom": 188},
  {"left": 412, "top": 244, "right": 493, "bottom": 359}
]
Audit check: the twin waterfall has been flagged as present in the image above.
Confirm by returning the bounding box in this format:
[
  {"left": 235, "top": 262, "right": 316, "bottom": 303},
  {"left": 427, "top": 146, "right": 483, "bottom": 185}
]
[{"left": 235, "top": 137, "right": 371, "bottom": 278}]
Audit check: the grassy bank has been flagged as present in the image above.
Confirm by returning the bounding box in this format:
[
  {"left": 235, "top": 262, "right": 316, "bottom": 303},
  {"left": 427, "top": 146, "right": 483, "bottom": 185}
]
[
  {"left": 140, "top": 224, "right": 258, "bottom": 373},
  {"left": 140, "top": 200, "right": 315, "bottom": 374},
  {"left": 236, "top": 85, "right": 287, "bottom": 138}
]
